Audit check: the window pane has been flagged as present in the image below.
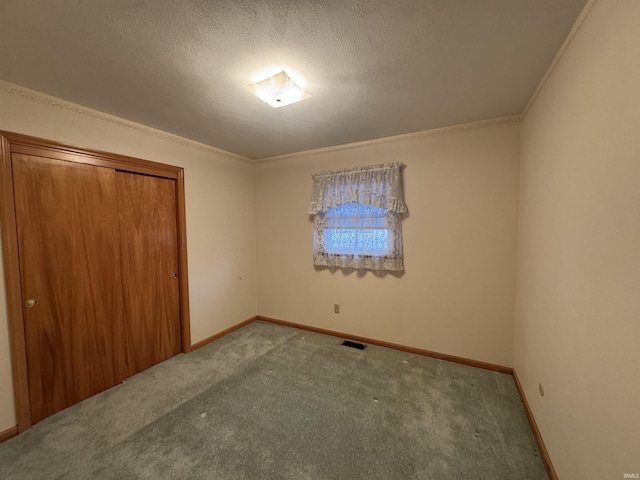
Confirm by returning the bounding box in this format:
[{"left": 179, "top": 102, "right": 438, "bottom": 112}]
[{"left": 323, "top": 202, "right": 391, "bottom": 255}]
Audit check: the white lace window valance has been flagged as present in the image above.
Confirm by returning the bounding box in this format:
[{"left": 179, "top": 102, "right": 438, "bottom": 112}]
[{"left": 308, "top": 162, "right": 408, "bottom": 272}]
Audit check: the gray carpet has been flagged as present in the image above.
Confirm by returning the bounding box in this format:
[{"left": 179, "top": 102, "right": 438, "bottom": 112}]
[{"left": 0, "top": 321, "right": 548, "bottom": 479}]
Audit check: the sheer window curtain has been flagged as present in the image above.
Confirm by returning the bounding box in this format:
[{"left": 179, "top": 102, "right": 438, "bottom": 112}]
[{"left": 308, "top": 162, "right": 408, "bottom": 272}]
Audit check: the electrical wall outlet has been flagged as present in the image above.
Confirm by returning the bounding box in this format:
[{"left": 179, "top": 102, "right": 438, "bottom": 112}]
[{"left": 334, "top": 304, "right": 340, "bottom": 314}]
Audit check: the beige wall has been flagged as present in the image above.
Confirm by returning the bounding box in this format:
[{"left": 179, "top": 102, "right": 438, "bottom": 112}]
[
  {"left": 515, "top": 1, "right": 640, "bottom": 479},
  {"left": 0, "top": 87, "right": 257, "bottom": 432},
  {"left": 256, "top": 122, "right": 520, "bottom": 368},
  {"left": 0, "top": 259, "right": 12, "bottom": 432}
]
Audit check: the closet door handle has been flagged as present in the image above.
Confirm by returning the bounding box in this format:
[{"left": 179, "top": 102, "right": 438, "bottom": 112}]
[
  {"left": 172, "top": 273, "right": 178, "bottom": 279},
  {"left": 25, "top": 299, "right": 37, "bottom": 308}
]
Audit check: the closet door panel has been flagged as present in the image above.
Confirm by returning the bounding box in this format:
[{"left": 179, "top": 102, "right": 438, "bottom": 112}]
[
  {"left": 12, "top": 154, "right": 123, "bottom": 423},
  {"left": 116, "top": 171, "right": 181, "bottom": 377}
]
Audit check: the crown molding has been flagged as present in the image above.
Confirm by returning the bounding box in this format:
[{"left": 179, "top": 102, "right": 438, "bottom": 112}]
[
  {"left": 253, "top": 115, "right": 522, "bottom": 164},
  {"left": 0, "top": 80, "right": 251, "bottom": 164},
  {"left": 522, "top": 0, "right": 600, "bottom": 118}
]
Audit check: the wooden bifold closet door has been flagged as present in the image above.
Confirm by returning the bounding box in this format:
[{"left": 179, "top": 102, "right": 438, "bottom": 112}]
[
  {"left": 12, "top": 152, "right": 181, "bottom": 424},
  {"left": 116, "top": 171, "right": 181, "bottom": 378}
]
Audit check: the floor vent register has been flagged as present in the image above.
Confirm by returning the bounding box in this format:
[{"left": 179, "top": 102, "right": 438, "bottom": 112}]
[{"left": 341, "top": 340, "right": 367, "bottom": 350}]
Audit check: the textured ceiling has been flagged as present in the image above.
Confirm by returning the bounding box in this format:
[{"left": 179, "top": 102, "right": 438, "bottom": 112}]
[{"left": 0, "top": 0, "right": 587, "bottom": 159}]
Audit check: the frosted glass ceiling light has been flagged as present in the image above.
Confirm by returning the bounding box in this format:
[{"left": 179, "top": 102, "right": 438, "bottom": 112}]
[{"left": 245, "top": 70, "right": 311, "bottom": 108}]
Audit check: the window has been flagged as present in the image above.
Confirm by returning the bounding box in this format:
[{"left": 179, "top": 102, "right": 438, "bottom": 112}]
[{"left": 308, "top": 163, "right": 407, "bottom": 272}]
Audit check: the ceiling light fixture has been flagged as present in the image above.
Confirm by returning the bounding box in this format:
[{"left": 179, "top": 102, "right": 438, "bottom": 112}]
[{"left": 245, "top": 70, "right": 311, "bottom": 108}]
